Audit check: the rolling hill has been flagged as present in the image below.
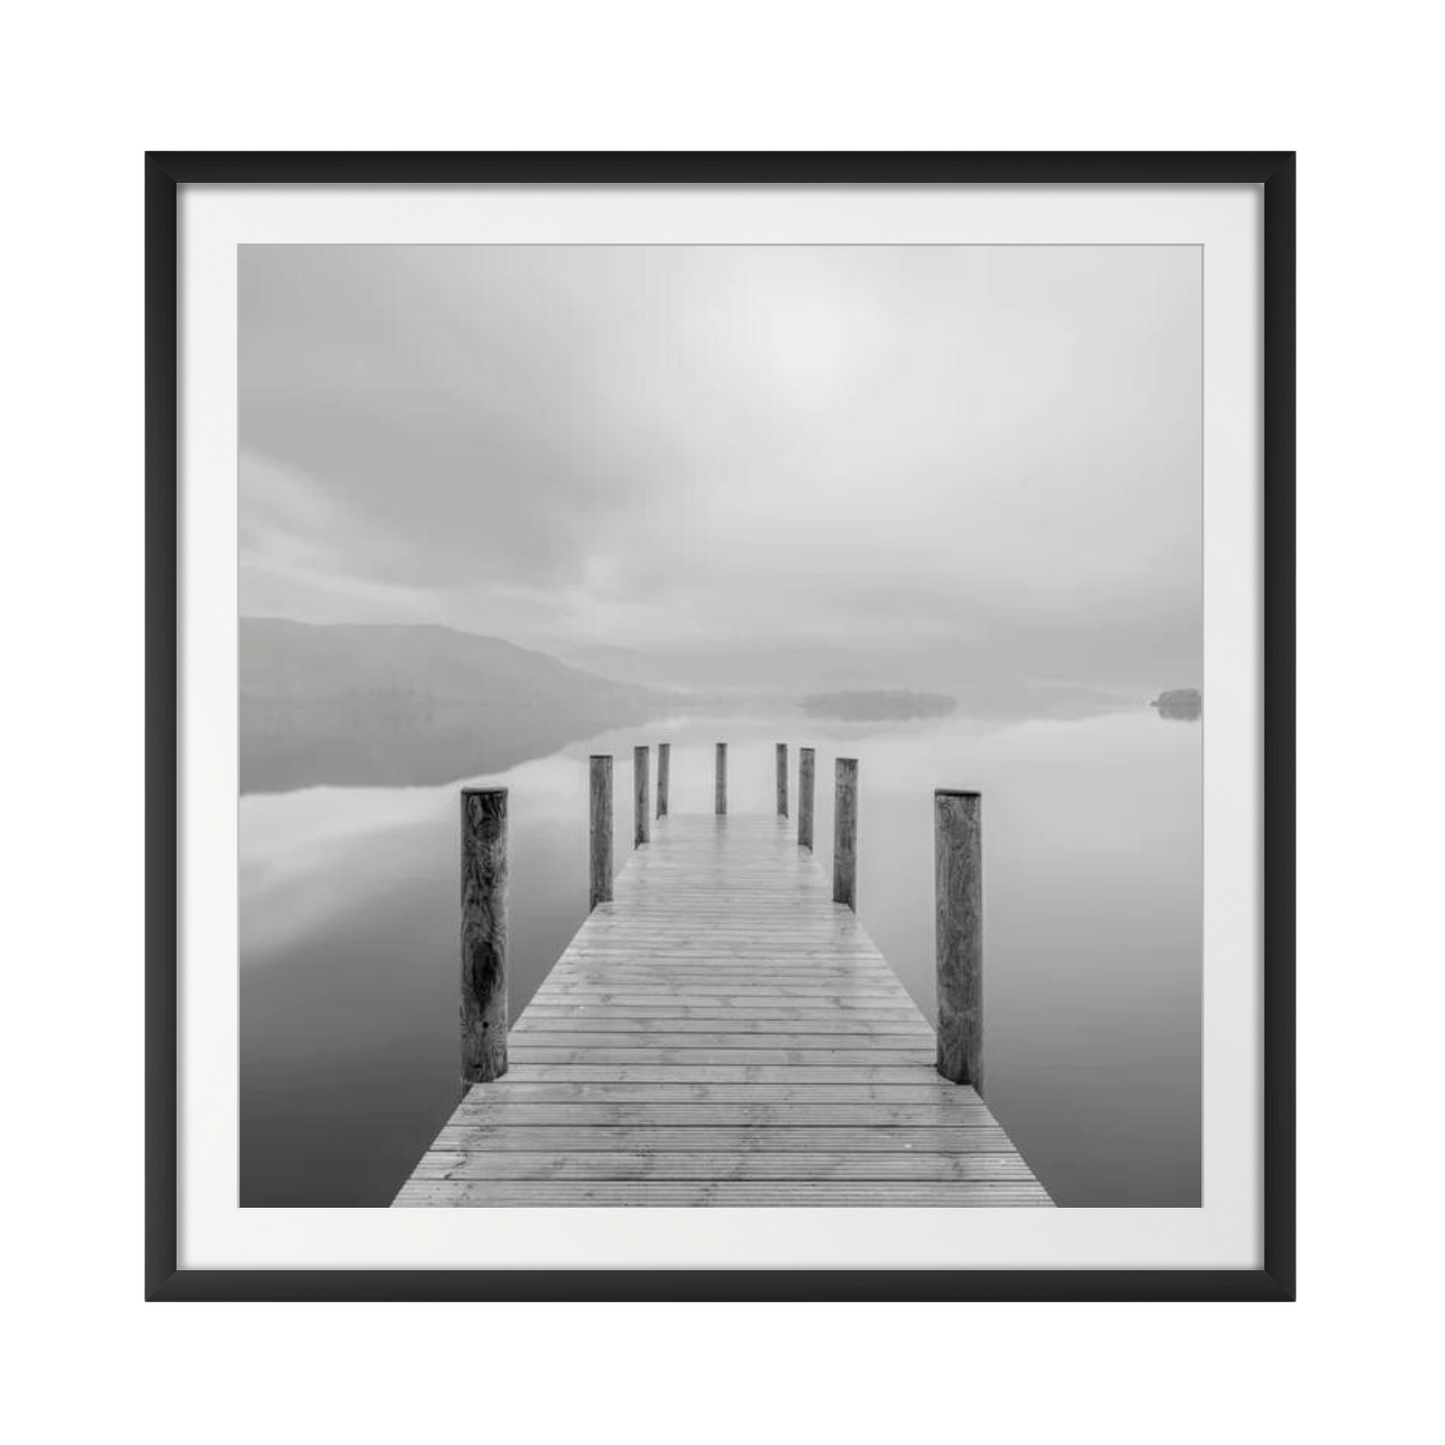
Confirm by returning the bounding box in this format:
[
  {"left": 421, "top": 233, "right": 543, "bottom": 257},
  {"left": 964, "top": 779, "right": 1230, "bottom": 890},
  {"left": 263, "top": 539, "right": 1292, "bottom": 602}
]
[{"left": 240, "top": 619, "right": 658, "bottom": 793}]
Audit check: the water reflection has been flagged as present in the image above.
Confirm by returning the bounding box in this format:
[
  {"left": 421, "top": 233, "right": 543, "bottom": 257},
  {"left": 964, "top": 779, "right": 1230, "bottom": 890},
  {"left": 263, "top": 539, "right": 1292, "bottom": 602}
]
[{"left": 240, "top": 707, "right": 1200, "bottom": 1208}]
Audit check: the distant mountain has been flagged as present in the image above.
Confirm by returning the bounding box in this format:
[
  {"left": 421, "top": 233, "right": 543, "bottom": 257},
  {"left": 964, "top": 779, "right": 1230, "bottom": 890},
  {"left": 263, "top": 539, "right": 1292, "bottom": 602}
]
[{"left": 240, "top": 619, "right": 658, "bottom": 793}]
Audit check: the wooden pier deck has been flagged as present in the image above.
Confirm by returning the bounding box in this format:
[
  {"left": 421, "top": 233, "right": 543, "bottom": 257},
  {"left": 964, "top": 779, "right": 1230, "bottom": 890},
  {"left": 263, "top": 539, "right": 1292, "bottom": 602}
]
[{"left": 394, "top": 813, "right": 1051, "bottom": 1206}]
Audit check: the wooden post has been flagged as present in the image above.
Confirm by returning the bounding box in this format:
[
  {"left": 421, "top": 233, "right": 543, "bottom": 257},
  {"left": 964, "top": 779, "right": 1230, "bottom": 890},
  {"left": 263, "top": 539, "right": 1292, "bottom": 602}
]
[
  {"left": 776, "top": 743, "right": 788, "bottom": 817},
  {"left": 715, "top": 742, "right": 727, "bottom": 815},
  {"left": 460, "top": 787, "right": 508, "bottom": 1083},
  {"left": 798, "top": 747, "right": 815, "bottom": 850},
  {"left": 634, "top": 745, "right": 650, "bottom": 847},
  {"left": 657, "top": 742, "right": 670, "bottom": 819},
  {"left": 589, "top": 755, "right": 612, "bottom": 910},
  {"left": 833, "top": 758, "right": 858, "bottom": 909},
  {"left": 935, "top": 789, "right": 983, "bottom": 1090}
]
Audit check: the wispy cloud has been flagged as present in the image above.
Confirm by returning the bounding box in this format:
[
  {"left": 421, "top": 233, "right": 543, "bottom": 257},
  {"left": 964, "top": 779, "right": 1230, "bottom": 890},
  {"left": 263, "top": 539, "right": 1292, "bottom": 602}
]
[{"left": 240, "top": 244, "right": 1200, "bottom": 685}]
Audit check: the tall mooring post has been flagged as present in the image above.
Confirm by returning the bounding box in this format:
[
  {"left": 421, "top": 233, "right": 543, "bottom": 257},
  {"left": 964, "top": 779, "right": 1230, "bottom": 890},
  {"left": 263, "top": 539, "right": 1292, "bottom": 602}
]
[
  {"left": 460, "top": 786, "right": 508, "bottom": 1083},
  {"left": 634, "top": 745, "right": 650, "bottom": 847},
  {"left": 798, "top": 746, "right": 816, "bottom": 850},
  {"left": 935, "top": 789, "right": 983, "bottom": 1090},
  {"left": 833, "top": 758, "right": 858, "bottom": 910},
  {"left": 715, "top": 742, "right": 727, "bottom": 815},
  {"left": 589, "top": 755, "right": 612, "bottom": 911},
  {"left": 776, "top": 743, "right": 789, "bottom": 817},
  {"left": 657, "top": 742, "right": 670, "bottom": 819}
]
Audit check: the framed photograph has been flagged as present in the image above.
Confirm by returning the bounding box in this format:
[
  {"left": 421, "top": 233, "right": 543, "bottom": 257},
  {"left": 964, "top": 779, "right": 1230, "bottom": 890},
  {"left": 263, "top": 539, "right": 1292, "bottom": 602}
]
[{"left": 148, "top": 151, "right": 1294, "bottom": 1300}]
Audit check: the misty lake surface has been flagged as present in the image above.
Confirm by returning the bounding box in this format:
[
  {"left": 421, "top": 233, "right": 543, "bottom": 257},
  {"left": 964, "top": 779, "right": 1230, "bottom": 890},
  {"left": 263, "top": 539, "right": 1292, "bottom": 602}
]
[{"left": 240, "top": 709, "right": 1200, "bottom": 1208}]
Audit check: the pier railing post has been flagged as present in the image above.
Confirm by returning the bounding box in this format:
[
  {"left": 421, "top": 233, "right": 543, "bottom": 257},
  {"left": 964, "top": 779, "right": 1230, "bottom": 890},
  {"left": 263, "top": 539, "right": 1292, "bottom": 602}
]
[
  {"left": 833, "top": 758, "right": 858, "bottom": 909},
  {"left": 715, "top": 742, "right": 727, "bottom": 815},
  {"left": 657, "top": 742, "right": 670, "bottom": 819},
  {"left": 589, "top": 755, "right": 612, "bottom": 910},
  {"left": 935, "top": 789, "right": 983, "bottom": 1090},
  {"left": 776, "top": 742, "right": 788, "bottom": 817},
  {"left": 634, "top": 745, "right": 650, "bottom": 847},
  {"left": 799, "top": 747, "right": 815, "bottom": 850},
  {"left": 460, "top": 787, "right": 508, "bottom": 1083}
]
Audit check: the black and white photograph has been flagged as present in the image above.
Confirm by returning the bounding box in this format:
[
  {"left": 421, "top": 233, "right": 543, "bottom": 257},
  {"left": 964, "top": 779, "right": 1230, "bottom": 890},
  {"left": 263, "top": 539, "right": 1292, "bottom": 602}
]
[
  {"left": 238, "top": 241, "right": 1204, "bottom": 1211},
  {"left": 24, "top": 0, "right": 1445, "bottom": 1415}
]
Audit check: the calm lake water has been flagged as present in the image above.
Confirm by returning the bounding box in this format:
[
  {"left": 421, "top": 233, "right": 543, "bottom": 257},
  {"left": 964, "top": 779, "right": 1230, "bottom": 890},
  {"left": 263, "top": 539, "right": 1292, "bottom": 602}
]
[{"left": 240, "top": 708, "right": 1200, "bottom": 1207}]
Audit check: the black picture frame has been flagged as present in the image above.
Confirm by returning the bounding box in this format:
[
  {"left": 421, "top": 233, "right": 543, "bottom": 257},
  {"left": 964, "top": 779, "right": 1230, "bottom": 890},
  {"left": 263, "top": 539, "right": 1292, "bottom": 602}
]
[{"left": 147, "top": 151, "right": 1295, "bottom": 1302}]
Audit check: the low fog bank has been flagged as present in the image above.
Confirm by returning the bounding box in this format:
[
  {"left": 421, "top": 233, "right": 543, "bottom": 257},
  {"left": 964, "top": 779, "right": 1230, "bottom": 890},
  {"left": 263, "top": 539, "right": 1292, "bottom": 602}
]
[{"left": 238, "top": 617, "right": 1184, "bottom": 794}]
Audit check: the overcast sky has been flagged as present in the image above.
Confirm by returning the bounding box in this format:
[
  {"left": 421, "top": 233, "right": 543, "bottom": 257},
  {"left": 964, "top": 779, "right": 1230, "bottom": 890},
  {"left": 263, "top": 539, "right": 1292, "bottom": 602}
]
[{"left": 240, "top": 244, "right": 1200, "bottom": 686}]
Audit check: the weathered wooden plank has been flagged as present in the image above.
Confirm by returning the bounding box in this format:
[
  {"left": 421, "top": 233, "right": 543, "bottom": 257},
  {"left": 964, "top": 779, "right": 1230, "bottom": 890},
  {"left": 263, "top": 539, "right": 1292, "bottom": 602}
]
[
  {"left": 395, "top": 1181, "right": 1052, "bottom": 1206},
  {"left": 554, "top": 932, "right": 889, "bottom": 945},
  {"left": 545, "top": 967, "right": 906, "bottom": 982},
  {"left": 528, "top": 999, "right": 917, "bottom": 1015},
  {"left": 524, "top": 994, "right": 924, "bottom": 1011},
  {"left": 558, "top": 935, "right": 881, "bottom": 945},
  {"left": 497, "top": 1064, "right": 960, "bottom": 1084},
  {"left": 505, "top": 1047, "right": 938, "bottom": 1066},
  {"left": 538, "top": 985, "right": 912, "bottom": 999},
  {"left": 534, "top": 984, "right": 911, "bottom": 999},
  {"left": 533, "top": 988, "right": 911, "bottom": 1002},
  {"left": 447, "top": 1101, "right": 993, "bottom": 1127},
  {"left": 550, "top": 946, "right": 899, "bottom": 958},
  {"left": 539, "top": 983, "right": 908, "bottom": 996},
  {"left": 546, "top": 948, "right": 898, "bottom": 961},
  {"left": 506, "top": 1031, "right": 935, "bottom": 1050},
  {"left": 413, "top": 1151, "right": 1036, "bottom": 1181},
  {"left": 521, "top": 1003, "right": 926, "bottom": 1021},
  {"left": 448, "top": 1081, "right": 980, "bottom": 1104},
  {"left": 511, "top": 1016, "right": 935, "bottom": 1037},
  {"left": 552, "top": 936, "right": 887, "bottom": 947},
  {"left": 543, "top": 966, "right": 905, "bottom": 979},
  {"left": 559, "top": 940, "right": 878, "bottom": 950},
  {"left": 431, "top": 1125, "right": 1018, "bottom": 1152}
]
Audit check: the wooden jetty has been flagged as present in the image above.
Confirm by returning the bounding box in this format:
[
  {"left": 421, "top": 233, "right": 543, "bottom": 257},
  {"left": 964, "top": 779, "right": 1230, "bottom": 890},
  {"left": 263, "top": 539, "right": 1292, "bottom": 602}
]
[{"left": 395, "top": 746, "right": 1051, "bottom": 1208}]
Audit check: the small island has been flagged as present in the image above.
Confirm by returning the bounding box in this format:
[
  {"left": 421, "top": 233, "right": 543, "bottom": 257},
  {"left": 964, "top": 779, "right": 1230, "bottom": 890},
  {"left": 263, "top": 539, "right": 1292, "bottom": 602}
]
[
  {"left": 1150, "top": 687, "right": 1202, "bottom": 721},
  {"left": 802, "top": 689, "right": 958, "bottom": 721}
]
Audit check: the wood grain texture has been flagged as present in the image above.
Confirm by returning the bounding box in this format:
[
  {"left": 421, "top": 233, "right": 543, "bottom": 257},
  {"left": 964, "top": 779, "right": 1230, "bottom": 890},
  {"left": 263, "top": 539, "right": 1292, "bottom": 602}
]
[
  {"left": 935, "top": 790, "right": 983, "bottom": 1089},
  {"left": 633, "top": 745, "right": 650, "bottom": 848},
  {"left": 798, "top": 746, "right": 815, "bottom": 851},
  {"left": 396, "top": 1181, "right": 1051, "bottom": 1207},
  {"left": 657, "top": 742, "right": 670, "bottom": 819},
  {"left": 410, "top": 1153, "right": 1035, "bottom": 1181},
  {"left": 589, "top": 756, "right": 612, "bottom": 911},
  {"left": 398, "top": 811, "right": 1048, "bottom": 1207},
  {"left": 459, "top": 788, "right": 508, "bottom": 1083},
  {"left": 430, "top": 1124, "right": 1013, "bottom": 1152},
  {"left": 776, "top": 742, "right": 788, "bottom": 817},
  {"left": 833, "top": 758, "right": 858, "bottom": 910}
]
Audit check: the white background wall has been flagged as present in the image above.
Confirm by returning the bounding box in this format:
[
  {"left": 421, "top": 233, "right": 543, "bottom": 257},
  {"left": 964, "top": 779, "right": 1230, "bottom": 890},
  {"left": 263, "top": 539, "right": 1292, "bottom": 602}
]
[{"left": 4, "top": 2, "right": 1438, "bottom": 1440}]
